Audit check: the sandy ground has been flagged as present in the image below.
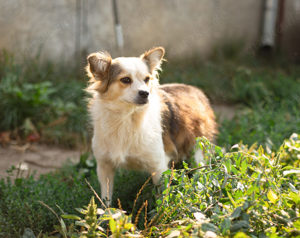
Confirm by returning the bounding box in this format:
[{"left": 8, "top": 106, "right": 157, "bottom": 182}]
[
  {"left": 0, "top": 104, "right": 237, "bottom": 178},
  {"left": 0, "top": 144, "right": 80, "bottom": 177}
]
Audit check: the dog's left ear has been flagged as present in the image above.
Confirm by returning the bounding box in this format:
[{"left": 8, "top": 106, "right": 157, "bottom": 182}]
[
  {"left": 86, "top": 51, "right": 112, "bottom": 80},
  {"left": 141, "top": 47, "right": 165, "bottom": 73}
]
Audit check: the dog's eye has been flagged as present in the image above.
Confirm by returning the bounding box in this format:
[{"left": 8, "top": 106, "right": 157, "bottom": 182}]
[
  {"left": 120, "top": 77, "right": 132, "bottom": 84},
  {"left": 144, "top": 76, "right": 150, "bottom": 84}
]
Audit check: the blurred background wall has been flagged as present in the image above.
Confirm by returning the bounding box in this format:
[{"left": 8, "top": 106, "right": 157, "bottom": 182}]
[{"left": 0, "top": 0, "right": 299, "bottom": 62}]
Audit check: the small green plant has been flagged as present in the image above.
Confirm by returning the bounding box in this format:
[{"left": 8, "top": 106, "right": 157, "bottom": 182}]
[
  {"left": 148, "top": 135, "right": 300, "bottom": 237},
  {"left": 0, "top": 134, "right": 298, "bottom": 237},
  {"left": 0, "top": 50, "right": 88, "bottom": 147},
  {"left": 59, "top": 135, "right": 299, "bottom": 237},
  {"left": 0, "top": 74, "right": 70, "bottom": 129},
  {"left": 60, "top": 197, "right": 137, "bottom": 237},
  {"left": 0, "top": 154, "right": 152, "bottom": 237},
  {"left": 0, "top": 160, "right": 97, "bottom": 237}
]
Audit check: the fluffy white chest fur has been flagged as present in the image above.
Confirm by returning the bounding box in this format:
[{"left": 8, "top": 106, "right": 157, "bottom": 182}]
[
  {"left": 91, "top": 92, "right": 166, "bottom": 171},
  {"left": 86, "top": 47, "right": 217, "bottom": 205}
]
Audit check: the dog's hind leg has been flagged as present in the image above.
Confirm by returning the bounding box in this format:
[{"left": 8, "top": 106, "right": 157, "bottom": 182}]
[
  {"left": 194, "top": 149, "right": 205, "bottom": 166},
  {"left": 97, "top": 161, "right": 115, "bottom": 206}
]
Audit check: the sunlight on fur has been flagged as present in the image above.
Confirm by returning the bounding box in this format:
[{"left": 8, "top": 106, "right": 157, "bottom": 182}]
[{"left": 85, "top": 47, "right": 217, "bottom": 205}]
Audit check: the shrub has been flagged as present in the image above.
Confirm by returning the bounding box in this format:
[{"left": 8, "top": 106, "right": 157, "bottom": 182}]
[
  {"left": 57, "top": 135, "right": 299, "bottom": 237},
  {"left": 0, "top": 159, "right": 96, "bottom": 237},
  {"left": 0, "top": 154, "right": 151, "bottom": 237},
  {"left": 0, "top": 51, "right": 88, "bottom": 147},
  {"left": 218, "top": 99, "right": 300, "bottom": 151}
]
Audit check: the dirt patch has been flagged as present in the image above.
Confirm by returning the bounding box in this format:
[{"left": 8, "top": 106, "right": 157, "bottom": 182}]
[{"left": 0, "top": 144, "right": 80, "bottom": 178}]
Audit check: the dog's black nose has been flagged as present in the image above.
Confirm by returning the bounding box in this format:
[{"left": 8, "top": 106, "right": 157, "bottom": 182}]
[{"left": 138, "top": 90, "right": 149, "bottom": 98}]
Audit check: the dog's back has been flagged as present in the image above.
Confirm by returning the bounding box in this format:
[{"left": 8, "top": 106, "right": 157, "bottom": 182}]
[
  {"left": 159, "top": 83, "right": 217, "bottom": 162},
  {"left": 86, "top": 47, "right": 217, "bottom": 204}
]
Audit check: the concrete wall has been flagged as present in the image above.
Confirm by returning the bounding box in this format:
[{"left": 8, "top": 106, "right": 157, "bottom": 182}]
[
  {"left": 0, "top": 0, "right": 298, "bottom": 62},
  {"left": 281, "top": 0, "right": 300, "bottom": 59}
]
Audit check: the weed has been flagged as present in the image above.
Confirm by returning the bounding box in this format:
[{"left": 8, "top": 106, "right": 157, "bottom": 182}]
[
  {"left": 57, "top": 135, "right": 300, "bottom": 237},
  {"left": 0, "top": 135, "right": 299, "bottom": 237},
  {"left": 218, "top": 99, "right": 300, "bottom": 150}
]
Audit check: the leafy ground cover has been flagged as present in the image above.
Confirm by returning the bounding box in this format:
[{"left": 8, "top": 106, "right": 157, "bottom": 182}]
[
  {"left": 0, "top": 135, "right": 299, "bottom": 237},
  {"left": 0, "top": 51, "right": 89, "bottom": 148},
  {"left": 62, "top": 135, "right": 299, "bottom": 237},
  {"left": 0, "top": 49, "right": 299, "bottom": 237}
]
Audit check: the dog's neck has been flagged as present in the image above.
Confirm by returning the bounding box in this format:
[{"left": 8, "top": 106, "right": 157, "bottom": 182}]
[
  {"left": 100, "top": 99, "right": 147, "bottom": 117},
  {"left": 90, "top": 95, "right": 149, "bottom": 129}
]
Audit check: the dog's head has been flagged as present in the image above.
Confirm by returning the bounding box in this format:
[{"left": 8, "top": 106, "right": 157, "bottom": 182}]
[{"left": 86, "top": 47, "right": 165, "bottom": 106}]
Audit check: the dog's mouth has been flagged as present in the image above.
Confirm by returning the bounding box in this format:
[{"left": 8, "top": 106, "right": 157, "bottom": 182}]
[{"left": 135, "top": 97, "right": 149, "bottom": 105}]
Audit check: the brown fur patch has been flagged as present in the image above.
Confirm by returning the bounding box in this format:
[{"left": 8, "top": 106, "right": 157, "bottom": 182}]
[
  {"left": 141, "top": 47, "right": 165, "bottom": 73},
  {"left": 160, "top": 84, "right": 218, "bottom": 161},
  {"left": 86, "top": 60, "right": 126, "bottom": 94},
  {"left": 87, "top": 52, "right": 112, "bottom": 79}
]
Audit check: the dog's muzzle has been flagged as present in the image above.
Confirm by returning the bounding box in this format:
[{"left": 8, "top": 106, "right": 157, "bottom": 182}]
[{"left": 136, "top": 90, "right": 149, "bottom": 105}]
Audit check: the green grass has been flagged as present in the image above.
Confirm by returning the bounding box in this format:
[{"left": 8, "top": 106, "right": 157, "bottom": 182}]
[
  {"left": 0, "top": 136, "right": 299, "bottom": 237},
  {"left": 0, "top": 155, "right": 152, "bottom": 237},
  {"left": 0, "top": 49, "right": 299, "bottom": 237}
]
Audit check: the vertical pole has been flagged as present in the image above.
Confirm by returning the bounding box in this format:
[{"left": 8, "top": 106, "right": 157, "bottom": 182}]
[
  {"left": 112, "top": 0, "right": 124, "bottom": 55},
  {"left": 75, "top": 0, "right": 82, "bottom": 68},
  {"left": 81, "top": 0, "right": 88, "bottom": 57},
  {"left": 261, "top": 0, "right": 279, "bottom": 48}
]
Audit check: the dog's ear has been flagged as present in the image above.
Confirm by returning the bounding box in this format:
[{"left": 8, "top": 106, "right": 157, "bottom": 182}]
[
  {"left": 141, "top": 47, "right": 165, "bottom": 73},
  {"left": 87, "top": 52, "right": 112, "bottom": 80}
]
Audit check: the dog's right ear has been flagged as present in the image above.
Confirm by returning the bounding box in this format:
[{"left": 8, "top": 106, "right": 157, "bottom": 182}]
[
  {"left": 141, "top": 47, "right": 165, "bottom": 73},
  {"left": 87, "top": 52, "right": 112, "bottom": 80}
]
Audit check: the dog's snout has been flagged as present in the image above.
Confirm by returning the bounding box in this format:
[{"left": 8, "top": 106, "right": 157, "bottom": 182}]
[{"left": 138, "top": 90, "right": 149, "bottom": 98}]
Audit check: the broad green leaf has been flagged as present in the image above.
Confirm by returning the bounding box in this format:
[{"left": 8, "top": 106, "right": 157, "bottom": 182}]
[
  {"left": 201, "top": 223, "right": 219, "bottom": 233},
  {"left": 225, "top": 159, "right": 232, "bottom": 173},
  {"left": 227, "top": 191, "right": 237, "bottom": 208},
  {"left": 267, "top": 190, "right": 278, "bottom": 204},
  {"left": 283, "top": 169, "right": 300, "bottom": 176},
  {"left": 230, "top": 220, "right": 250, "bottom": 232},
  {"left": 61, "top": 214, "right": 81, "bottom": 220},
  {"left": 220, "top": 218, "right": 231, "bottom": 234},
  {"left": 288, "top": 191, "right": 300, "bottom": 205},
  {"left": 231, "top": 207, "right": 242, "bottom": 219},
  {"left": 75, "top": 208, "right": 86, "bottom": 214},
  {"left": 293, "top": 219, "right": 300, "bottom": 229},
  {"left": 109, "top": 218, "right": 117, "bottom": 233},
  {"left": 59, "top": 218, "right": 67, "bottom": 238},
  {"left": 233, "top": 232, "right": 249, "bottom": 238},
  {"left": 97, "top": 208, "right": 105, "bottom": 215},
  {"left": 241, "top": 160, "right": 248, "bottom": 174}
]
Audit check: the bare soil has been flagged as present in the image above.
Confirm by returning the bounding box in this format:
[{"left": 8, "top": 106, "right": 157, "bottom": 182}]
[
  {"left": 0, "top": 144, "right": 80, "bottom": 177},
  {"left": 0, "top": 104, "right": 237, "bottom": 178}
]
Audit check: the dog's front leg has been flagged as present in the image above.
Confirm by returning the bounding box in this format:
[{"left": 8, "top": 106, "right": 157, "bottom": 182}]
[
  {"left": 97, "top": 161, "right": 115, "bottom": 206},
  {"left": 149, "top": 153, "right": 170, "bottom": 185}
]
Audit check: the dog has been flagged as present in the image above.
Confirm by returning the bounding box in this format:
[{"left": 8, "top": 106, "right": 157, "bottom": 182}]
[{"left": 86, "top": 47, "right": 217, "bottom": 205}]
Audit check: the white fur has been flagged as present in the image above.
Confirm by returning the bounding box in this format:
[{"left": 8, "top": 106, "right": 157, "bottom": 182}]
[
  {"left": 91, "top": 92, "right": 169, "bottom": 204},
  {"left": 194, "top": 149, "right": 205, "bottom": 166},
  {"left": 89, "top": 52, "right": 168, "bottom": 205},
  {"left": 115, "top": 57, "right": 153, "bottom": 104}
]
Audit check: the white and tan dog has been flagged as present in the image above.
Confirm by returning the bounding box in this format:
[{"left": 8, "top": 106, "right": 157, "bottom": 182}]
[{"left": 86, "top": 47, "right": 217, "bottom": 204}]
